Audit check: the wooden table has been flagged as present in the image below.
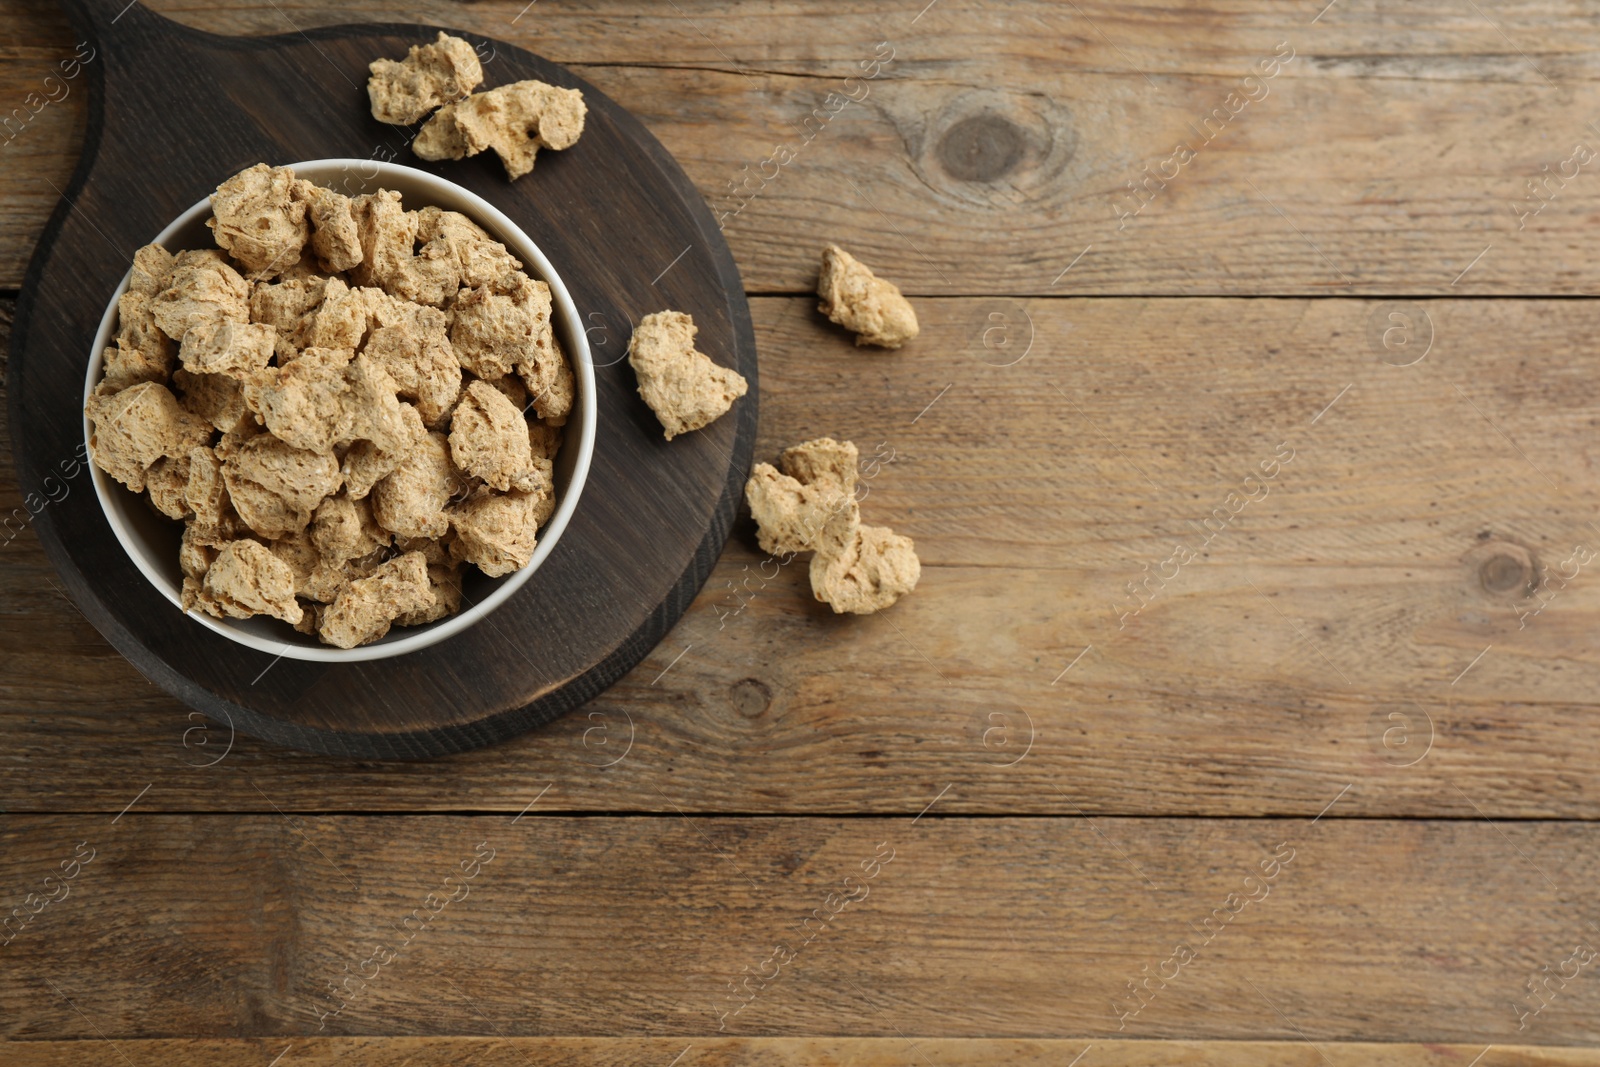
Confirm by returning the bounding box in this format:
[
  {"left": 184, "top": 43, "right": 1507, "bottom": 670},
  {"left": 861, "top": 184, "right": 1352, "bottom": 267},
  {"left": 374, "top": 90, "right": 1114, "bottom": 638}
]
[{"left": 4, "top": 2, "right": 1600, "bottom": 1063}]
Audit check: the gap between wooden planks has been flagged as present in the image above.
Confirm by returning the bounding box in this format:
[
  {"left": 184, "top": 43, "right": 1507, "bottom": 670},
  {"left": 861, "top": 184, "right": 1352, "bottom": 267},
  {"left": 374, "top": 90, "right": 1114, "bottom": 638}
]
[
  {"left": 4, "top": 296, "right": 1600, "bottom": 816},
  {"left": 0, "top": 1038, "right": 1597, "bottom": 1066},
  {"left": 5, "top": 2, "right": 1600, "bottom": 293}
]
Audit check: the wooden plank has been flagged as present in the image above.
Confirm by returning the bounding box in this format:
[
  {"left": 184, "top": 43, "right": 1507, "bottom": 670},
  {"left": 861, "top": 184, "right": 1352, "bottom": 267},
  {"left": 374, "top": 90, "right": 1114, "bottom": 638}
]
[
  {"left": 0, "top": 3, "right": 86, "bottom": 293},
  {"left": 6, "top": 2, "right": 1600, "bottom": 293},
  {"left": 1, "top": 1037, "right": 1597, "bottom": 1066},
  {"left": 8, "top": 294, "right": 1600, "bottom": 813},
  {"left": 2, "top": 815, "right": 1599, "bottom": 1043}
]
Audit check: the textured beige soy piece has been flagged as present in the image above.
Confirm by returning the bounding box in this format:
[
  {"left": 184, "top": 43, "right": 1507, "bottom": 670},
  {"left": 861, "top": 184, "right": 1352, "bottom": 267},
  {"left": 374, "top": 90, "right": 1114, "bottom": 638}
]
[
  {"left": 82, "top": 161, "right": 570, "bottom": 647},
  {"left": 366, "top": 31, "right": 484, "bottom": 126},
  {"left": 450, "top": 274, "right": 552, "bottom": 380},
  {"left": 809, "top": 501, "right": 921, "bottom": 615},
  {"left": 178, "top": 320, "right": 276, "bottom": 379},
  {"left": 413, "top": 80, "right": 588, "bottom": 180},
  {"left": 219, "top": 432, "right": 343, "bottom": 539},
  {"left": 205, "top": 163, "right": 309, "bottom": 277},
  {"left": 300, "top": 184, "right": 364, "bottom": 273},
  {"left": 450, "top": 487, "right": 549, "bottom": 576},
  {"left": 744, "top": 436, "right": 858, "bottom": 556},
  {"left": 448, "top": 379, "right": 544, "bottom": 492},
  {"left": 743, "top": 435, "right": 920, "bottom": 614},
  {"left": 84, "top": 381, "right": 211, "bottom": 493},
  {"left": 103, "top": 292, "right": 174, "bottom": 392},
  {"left": 318, "top": 550, "right": 435, "bottom": 649},
  {"left": 626, "top": 310, "right": 748, "bottom": 440},
  {"left": 195, "top": 540, "right": 303, "bottom": 625},
  {"left": 148, "top": 250, "right": 249, "bottom": 340},
  {"left": 816, "top": 244, "right": 919, "bottom": 349},
  {"left": 778, "top": 435, "right": 858, "bottom": 492}
]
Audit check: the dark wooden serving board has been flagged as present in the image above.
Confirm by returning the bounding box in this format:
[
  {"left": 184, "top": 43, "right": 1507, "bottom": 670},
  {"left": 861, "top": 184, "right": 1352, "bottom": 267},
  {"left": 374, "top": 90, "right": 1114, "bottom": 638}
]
[{"left": 5, "top": 0, "right": 757, "bottom": 758}]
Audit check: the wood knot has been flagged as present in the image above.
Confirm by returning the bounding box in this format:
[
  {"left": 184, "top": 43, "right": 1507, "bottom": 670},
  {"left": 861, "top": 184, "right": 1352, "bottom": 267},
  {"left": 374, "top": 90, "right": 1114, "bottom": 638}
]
[
  {"left": 1473, "top": 541, "right": 1535, "bottom": 596},
  {"left": 898, "top": 88, "right": 1074, "bottom": 209},
  {"left": 937, "top": 113, "right": 1025, "bottom": 182},
  {"left": 730, "top": 677, "right": 772, "bottom": 718}
]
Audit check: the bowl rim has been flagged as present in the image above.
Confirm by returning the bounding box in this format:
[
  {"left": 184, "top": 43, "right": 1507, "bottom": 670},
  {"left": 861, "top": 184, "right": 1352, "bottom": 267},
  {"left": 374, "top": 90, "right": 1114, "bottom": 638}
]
[{"left": 82, "top": 158, "right": 598, "bottom": 663}]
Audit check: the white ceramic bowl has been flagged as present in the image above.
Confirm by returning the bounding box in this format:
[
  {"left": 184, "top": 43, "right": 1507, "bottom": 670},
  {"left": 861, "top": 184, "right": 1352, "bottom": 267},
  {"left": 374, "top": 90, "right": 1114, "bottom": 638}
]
[{"left": 83, "top": 159, "right": 597, "bottom": 663}]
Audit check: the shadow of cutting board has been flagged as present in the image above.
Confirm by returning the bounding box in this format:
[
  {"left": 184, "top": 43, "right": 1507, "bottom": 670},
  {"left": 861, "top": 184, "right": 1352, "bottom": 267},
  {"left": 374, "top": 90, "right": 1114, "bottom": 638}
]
[{"left": 6, "top": 0, "right": 758, "bottom": 758}]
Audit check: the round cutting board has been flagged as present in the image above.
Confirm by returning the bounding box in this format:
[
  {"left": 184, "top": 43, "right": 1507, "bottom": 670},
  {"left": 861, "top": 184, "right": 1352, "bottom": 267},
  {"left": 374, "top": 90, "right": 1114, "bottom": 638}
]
[{"left": 6, "top": 1, "right": 758, "bottom": 758}]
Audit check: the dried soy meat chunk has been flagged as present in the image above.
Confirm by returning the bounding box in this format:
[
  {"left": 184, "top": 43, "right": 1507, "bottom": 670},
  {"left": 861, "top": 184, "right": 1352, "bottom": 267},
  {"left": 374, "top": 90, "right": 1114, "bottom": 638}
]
[
  {"left": 413, "top": 80, "right": 586, "bottom": 180},
  {"left": 626, "top": 310, "right": 746, "bottom": 440},
  {"left": 816, "top": 244, "right": 919, "bottom": 349},
  {"left": 367, "top": 32, "right": 484, "bottom": 125}
]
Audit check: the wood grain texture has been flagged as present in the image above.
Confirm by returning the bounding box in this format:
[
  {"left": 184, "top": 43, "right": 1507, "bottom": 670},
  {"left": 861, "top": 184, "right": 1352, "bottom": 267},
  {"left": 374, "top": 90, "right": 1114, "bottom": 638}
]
[
  {"left": 8, "top": 2, "right": 1600, "bottom": 293},
  {"left": 5, "top": 0, "right": 1600, "bottom": 1054},
  {"left": 1, "top": 1038, "right": 1597, "bottom": 1066},
  {"left": 6, "top": 294, "right": 1600, "bottom": 815},
  {"left": 0, "top": 5, "right": 86, "bottom": 295},
  {"left": 3, "top": 815, "right": 1600, "bottom": 1044},
  {"left": 5, "top": 3, "right": 759, "bottom": 756}
]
